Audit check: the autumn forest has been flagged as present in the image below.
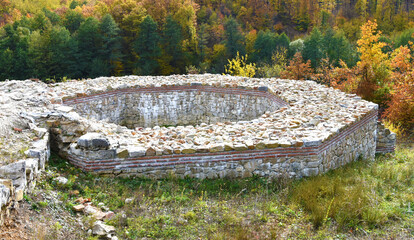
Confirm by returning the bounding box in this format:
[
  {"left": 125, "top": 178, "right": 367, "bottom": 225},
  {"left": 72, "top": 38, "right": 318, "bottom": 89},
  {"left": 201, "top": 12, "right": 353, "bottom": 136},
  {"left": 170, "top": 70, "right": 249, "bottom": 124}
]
[{"left": 0, "top": 0, "right": 413, "bottom": 131}]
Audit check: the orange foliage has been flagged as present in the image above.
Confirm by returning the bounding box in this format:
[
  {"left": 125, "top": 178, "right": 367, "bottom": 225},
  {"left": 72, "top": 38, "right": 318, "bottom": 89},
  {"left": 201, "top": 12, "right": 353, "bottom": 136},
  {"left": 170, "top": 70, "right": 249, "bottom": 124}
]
[
  {"left": 384, "top": 45, "right": 414, "bottom": 130},
  {"left": 311, "top": 58, "right": 334, "bottom": 85},
  {"left": 54, "top": 6, "right": 68, "bottom": 16},
  {"left": 0, "top": 0, "right": 11, "bottom": 14},
  {"left": 390, "top": 45, "right": 411, "bottom": 73},
  {"left": 81, "top": 5, "right": 95, "bottom": 18},
  {"left": 281, "top": 52, "right": 313, "bottom": 80},
  {"left": 329, "top": 60, "right": 358, "bottom": 93},
  {"left": 312, "top": 58, "right": 357, "bottom": 93}
]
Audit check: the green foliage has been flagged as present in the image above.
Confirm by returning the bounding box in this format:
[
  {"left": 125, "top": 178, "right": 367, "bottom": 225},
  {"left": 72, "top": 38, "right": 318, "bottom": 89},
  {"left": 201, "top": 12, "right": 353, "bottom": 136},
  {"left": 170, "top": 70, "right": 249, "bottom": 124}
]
[
  {"left": 42, "top": 8, "right": 61, "bottom": 25},
  {"left": 97, "top": 14, "right": 123, "bottom": 76},
  {"left": 253, "top": 31, "right": 289, "bottom": 64},
  {"left": 253, "top": 30, "right": 277, "bottom": 63},
  {"left": 278, "top": 32, "right": 290, "bottom": 49},
  {"left": 224, "top": 17, "right": 245, "bottom": 59},
  {"left": 256, "top": 48, "right": 288, "bottom": 78},
  {"left": 210, "top": 43, "right": 227, "bottom": 73},
  {"left": 0, "top": 23, "right": 31, "bottom": 80},
  {"left": 9, "top": 0, "right": 64, "bottom": 16},
  {"left": 303, "top": 27, "right": 323, "bottom": 69},
  {"left": 288, "top": 38, "right": 304, "bottom": 57},
  {"left": 28, "top": 30, "right": 50, "bottom": 78},
  {"left": 69, "top": 0, "right": 80, "bottom": 10},
  {"left": 159, "top": 15, "right": 185, "bottom": 75},
  {"left": 76, "top": 17, "right": 101, "bottom": 77},
  {"left": 63, "top": 10, "right": 85, "bottom": 34},
  {"left": 322, "top": 28, "right": 357, "bottom": 67},
  {"left": 394, "top": 28, "right": 414, "bottom": 48},
  {"left": 133, "top": 15, "right": 161, "bottom": 75},
  {"left": 30, "top": 12, "right": 52, "bottom": 32},
  {"left": 48, "top": 26, "right": 77, "bottom": 78}
]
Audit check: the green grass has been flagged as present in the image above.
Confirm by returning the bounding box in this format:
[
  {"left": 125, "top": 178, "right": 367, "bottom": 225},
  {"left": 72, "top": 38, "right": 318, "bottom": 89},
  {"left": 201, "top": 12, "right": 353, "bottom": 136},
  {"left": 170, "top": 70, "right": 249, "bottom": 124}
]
[
  {"left": 39, "top": 144, "right": 414, "bottom": 239},
  {"left": 290, "top": 147, "right": 414, "bottom": 230}
]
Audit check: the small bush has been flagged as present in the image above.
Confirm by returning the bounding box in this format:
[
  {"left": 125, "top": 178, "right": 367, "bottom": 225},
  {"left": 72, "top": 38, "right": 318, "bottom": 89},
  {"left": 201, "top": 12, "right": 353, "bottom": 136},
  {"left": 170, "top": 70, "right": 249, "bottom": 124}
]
[{"left": 225, "top": 52, "right": 256, "bottom": 77}]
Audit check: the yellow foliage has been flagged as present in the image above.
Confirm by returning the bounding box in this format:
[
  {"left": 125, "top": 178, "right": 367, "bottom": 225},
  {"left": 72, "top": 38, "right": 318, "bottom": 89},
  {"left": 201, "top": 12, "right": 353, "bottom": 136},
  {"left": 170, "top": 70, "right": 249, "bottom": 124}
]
[
  {"left": 354, "top": 19, "right": 391, "bottom": 101},
  {"left": 224, "top": 52, "right": 256, "bottom": 77},
  {"left": 11, "top": 0, "right": 64, "bottom": 15},
  {"left": 382, "top": 120, "right": 404, "bottom": 137},
  {"left": 357, "top": 20, "right": 389, "bottom": 70}
]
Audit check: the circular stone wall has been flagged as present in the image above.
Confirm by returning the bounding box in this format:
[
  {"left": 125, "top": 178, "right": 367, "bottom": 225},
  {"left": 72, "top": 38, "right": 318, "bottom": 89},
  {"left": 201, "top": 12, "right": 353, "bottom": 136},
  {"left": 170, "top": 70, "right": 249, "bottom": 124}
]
[
  {"left": 0, "top": 74, "right": 396, "bottom": 225},
  {"left": 67, "top": 86, "right": 285, "bottom": 129},
  {"left": 41, "top": 74, "right": 384, "bottom": 179}
]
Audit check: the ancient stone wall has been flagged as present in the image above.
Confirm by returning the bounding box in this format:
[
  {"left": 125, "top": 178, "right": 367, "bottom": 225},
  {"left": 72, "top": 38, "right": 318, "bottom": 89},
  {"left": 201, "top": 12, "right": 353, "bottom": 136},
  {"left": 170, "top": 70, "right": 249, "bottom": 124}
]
[
  {"left": 60, "top": 109, "right": 377, "bottom": 179},
  {"left": 51, "top": 75, "right": 385, "bottom": 179},
  {"left": 0, "top": 131, "right": 49, "bottom": 225},
  {"left": 0, "top": 75, "right": 397, "bottom": 226},
  {"left": 376, "top": 122, "right": 397, "bottom": 153},
  {"left": 66, "top": 86, "right": 285, "bottom": 128}
]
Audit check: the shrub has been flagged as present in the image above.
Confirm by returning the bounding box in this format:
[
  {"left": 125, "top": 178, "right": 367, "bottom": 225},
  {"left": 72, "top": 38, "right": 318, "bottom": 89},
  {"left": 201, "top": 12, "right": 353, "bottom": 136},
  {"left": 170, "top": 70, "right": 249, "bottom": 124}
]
[
  {"left": 256, "top": 48, "right": 287, "bottom": 78},
  {"left": 384, "top": 45, "right": 414, "bottom": 131},
  {"left": 224, "top": 52, "right": 256, "bottom": 77},
  {"left": 280, "top": 52, "right": 313, "bottom": 80}
]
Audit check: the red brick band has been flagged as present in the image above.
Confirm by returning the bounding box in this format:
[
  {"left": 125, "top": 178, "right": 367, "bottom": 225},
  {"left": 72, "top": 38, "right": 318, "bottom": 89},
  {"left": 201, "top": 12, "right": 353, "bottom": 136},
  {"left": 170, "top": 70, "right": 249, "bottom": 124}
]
[
  {"left": 376, "top": 146, "right": 395, "bottom": 153},
  {"left": 66, "top": 109, "right": 378, "bottom": 173}
]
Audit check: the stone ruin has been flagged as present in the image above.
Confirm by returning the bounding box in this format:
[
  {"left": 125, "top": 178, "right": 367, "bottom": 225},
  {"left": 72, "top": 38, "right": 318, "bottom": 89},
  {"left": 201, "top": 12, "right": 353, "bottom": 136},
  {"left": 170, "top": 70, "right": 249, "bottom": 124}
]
[{"left": 0, "top": 74, "right": 396, "bottom": 225}]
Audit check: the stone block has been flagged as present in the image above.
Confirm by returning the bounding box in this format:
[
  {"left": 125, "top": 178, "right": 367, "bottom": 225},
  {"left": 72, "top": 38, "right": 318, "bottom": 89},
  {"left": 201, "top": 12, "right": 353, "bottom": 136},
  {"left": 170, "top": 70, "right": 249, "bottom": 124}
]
[
  {"left": 302, "top": 168, "right": 319, "bottom": 177},
  {"left": 209, "top": 144, "right": 224, "bottom": 153},
  {"left": 15, "top": 188, "right": 24, "bottom": 201},
  {"left": 258, "top": 86, "right": 268, "bottom": 91},
  {"left": 265, "top": 141, "right": 280, "bottom": 148},
  {"left": 303, "top": 138, "right": 322, "bottom": 147},
  {"left": 77, "top": 133, "right": 110, "bottom": 150},
  {"left": 182, "top": 147, "right": 196, "bottom": 154},
  {"left": 0, "top": 183, "right": 11, "bottom": 210},
  {"left": 85, "top": 150, "right": 116, "bottom": 159},
  {"left": 224, "top": 143, "right": 234, "bottom": 151},
  {"left": 279, "top": 140, "right": 292, "bottom": 147},
  {"left": 128, "top": 146, "right": 146, "bottom": 158},
  {"left": 73, "top": 204, "right": 85, "bottom": 212},
  {"left": 234, "top": 144, "right": 248, "bottom": 151},
  {"left": 0, "top": 161, "right": 26, "bottom": 192},
  {"left": 56, "top": 105, "right": 73, "bottom": 113},
  {"left": 146, "top": 147, "right": 156, "bottom": 156},
  {"left": 307, "top": 161, "right": 320, "bottom": 168},
  {"left": 92, "top": 221, "right": 115, "bottom": 236},
  {"left": 116, "top": 149, "right": 129, "bottom": 158},
  {"left": 33, "top": 128, "right": 47, "bottom": 138},
  {"left": 255, "top": 141, "right": 266, "bottom": 149}
]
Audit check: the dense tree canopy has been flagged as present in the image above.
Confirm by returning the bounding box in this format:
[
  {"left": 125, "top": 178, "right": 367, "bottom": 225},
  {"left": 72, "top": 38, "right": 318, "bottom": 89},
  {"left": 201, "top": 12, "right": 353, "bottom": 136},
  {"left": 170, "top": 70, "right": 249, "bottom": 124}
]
[{"left": 0, "top": 0, "right": 413, "bottom": 80}]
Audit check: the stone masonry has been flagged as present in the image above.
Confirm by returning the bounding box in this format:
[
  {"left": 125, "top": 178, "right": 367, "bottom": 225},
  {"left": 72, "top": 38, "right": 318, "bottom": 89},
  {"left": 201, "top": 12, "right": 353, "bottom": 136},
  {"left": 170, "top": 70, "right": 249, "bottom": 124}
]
[
  {"left": 69, "top": 86, "right": 285, "bottom": 129},
  {"left": 0, "top": 74, "right": 396, "bottom": 226},
  {"left": 376, "top": 122, "right": 397, "bottom": 153}
]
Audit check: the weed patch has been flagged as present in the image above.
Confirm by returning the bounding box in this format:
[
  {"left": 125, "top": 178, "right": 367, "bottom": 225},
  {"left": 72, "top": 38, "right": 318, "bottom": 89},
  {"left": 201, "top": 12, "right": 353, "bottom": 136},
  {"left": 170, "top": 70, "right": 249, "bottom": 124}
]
[{"left": 290, "top": 145, "right": 414, "bottom": 231}]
